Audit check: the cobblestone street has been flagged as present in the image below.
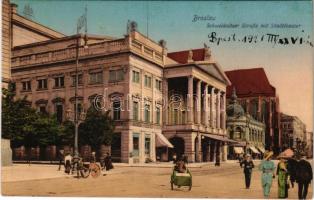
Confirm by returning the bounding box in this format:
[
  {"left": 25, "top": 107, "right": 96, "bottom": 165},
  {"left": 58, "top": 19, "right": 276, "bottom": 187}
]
[{"left": 1, "top": 161, "right": 313, "bottom": 198}]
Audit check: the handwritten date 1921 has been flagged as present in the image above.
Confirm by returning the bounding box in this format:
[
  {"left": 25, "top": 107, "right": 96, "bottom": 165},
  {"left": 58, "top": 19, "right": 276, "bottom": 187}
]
[{"left": 208, "top": 31, "right": 313, "bottom": 47}]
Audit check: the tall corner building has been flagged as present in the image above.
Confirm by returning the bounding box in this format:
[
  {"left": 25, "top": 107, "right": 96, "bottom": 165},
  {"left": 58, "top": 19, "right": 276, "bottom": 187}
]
[{"left": 225, "top": 68, "right": 281, "bottom": 154}]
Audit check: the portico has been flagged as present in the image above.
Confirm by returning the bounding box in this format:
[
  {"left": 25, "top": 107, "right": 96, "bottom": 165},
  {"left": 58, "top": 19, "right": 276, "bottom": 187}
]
[{"left": 162, "top": 48, "right": 231, "bottom": 163}]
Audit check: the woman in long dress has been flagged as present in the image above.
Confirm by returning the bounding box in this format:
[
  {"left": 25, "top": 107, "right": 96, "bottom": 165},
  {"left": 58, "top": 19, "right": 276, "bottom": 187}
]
[
  {"left": 277, "top": 156, "right": 289, "bottom": 198},
  {"left": 259, "top": 151, "right": 275, "bottom": 198}
]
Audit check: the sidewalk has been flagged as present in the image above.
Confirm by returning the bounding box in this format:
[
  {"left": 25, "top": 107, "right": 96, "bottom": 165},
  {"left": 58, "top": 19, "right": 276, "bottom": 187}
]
[
  {"left": 1, "top": 164, "right": 67, "bottom": 183},
  {"left": 2, "top": 160, "right": 265, "bottom": 183}
]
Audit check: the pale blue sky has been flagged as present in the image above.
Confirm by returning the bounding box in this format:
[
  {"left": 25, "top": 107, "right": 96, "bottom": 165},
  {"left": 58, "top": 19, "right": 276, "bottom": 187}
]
[{"left": 12, "top": 0, "right": 313, "bottom": 131}]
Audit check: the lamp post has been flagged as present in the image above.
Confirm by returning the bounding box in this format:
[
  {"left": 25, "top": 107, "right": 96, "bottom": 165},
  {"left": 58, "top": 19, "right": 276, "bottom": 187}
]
[
  {"left": 66, "top": 35, "right": 88, "bottom": 157},
  {"left": 66, "top": 107, "right": 86, "bottom": 156}
]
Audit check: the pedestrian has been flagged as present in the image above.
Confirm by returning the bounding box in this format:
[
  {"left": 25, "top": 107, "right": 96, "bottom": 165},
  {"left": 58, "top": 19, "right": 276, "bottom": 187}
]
[
  {"left": 90, "top": 151, "right": 96, "bottom": 163},
  {"left": 172, "top": 153, "right": 177, "bottom": 164},
  {"left": 104, "top": 152, "right": 113, "bottom": 171},
  {"left": 57, "top": 149, "right": 64, "bottom": 171},
  {"left": 295, "top": 154, "right": 312, "bottom": 199},
  {"left": 276, "top": 153, "right": 289, "bottom": 198},
  {"left": 64, "top": 152, "right": 72, "bottom": 174},
  {"left": 259, "top": 151, "right": 275, "bottom": 198},
  {"left": 238, "top": 153, "right": 244, "bottom": 166},
  {"left": 240, "top": 154, "right": 254, "bottom": 189}
]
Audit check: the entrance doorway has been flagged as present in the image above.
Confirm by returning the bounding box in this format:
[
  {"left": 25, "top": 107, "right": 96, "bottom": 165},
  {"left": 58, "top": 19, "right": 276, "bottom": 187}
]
[
  {"left": 168, "top": 136, "right": 185, "bottom": 161},
  {"left": 111, "top": 132, "right": 121, "bottom": 162}
]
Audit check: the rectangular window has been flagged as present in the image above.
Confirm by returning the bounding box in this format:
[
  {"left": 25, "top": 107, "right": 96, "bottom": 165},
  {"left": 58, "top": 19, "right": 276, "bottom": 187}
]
[
  {"left": 22, "top": 81, "right": 31, "bottom": 91},
  {"left": 72, "top": 74, "right": 83, "bottom": 86},
  {"left": 133, "top": 101, "right": 139, "bottom": 121},
  {"left": 155, "top": 79, "right": 162, "bottom": 91},
  {"left": 156, "top": 107, "right": 160, "bottom": 124},
  {"left": 109, "top": 69, "right": 124, "bottom": 82},
  {"left": 145, "top": 136, "right": 151, "bottom": 155},
  {"left": 54, "top": 76, "right": 64, "bottom": 88},
  {"left": 144, "top": 104, "right": 150, "bottom": 123},
  {"left": 56, "top": 104, "right": 63, "bottom": 123},
  {"left": 74, "top": 103, "right": 82, "bottom": 115},
  {"left": 144, "top": 75, "right": 152, "bottom": 88},
  {"left": 39, "top": 106, "right": 46, "bottom": 114},
  {"left": 173, "top": 109, "right": 178, "bottom": 124},
  {"left": 37, "top": 79, "right": 48, "bottom": 90},
  {"left": 132, "top": 71, "right": 140, "bottom": 83},
  {"left": 89, "top": 72, "right": 103, "bottom": 84},
  {"left": 113, "top": 101, "right": 121, "bottom": 120},
  {"left": 133, "top": 133, "right": 139, "bottom": 157}
]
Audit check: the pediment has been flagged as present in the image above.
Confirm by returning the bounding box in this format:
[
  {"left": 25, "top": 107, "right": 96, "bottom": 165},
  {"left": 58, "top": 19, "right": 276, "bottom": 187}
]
[{"left": 197, "top": 63, "right": 231, "bottom": 85}]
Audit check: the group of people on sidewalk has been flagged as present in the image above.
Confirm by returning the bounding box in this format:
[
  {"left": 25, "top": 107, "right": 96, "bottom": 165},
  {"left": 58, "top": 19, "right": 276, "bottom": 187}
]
[
  {"left": 57, "top": 150, "right": 113, "bottom": 173},
  {"left": 240, "top": 150, "right": 312, "bottom": 199}
]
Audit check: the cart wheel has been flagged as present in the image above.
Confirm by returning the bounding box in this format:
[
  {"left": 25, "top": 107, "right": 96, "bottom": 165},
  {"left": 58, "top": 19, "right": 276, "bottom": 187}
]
[
  {"left": 80, "top": 166, "right": 90, "bottom": 178},
  {"left": 90, "top": 163, "right": 101, "bottom": 178}
]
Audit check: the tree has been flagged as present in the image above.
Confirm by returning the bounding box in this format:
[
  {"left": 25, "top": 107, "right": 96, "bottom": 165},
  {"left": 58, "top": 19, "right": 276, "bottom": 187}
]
[
  {"left": 58, "top": 120, "right": 75, "bottom": 146},
  {"left": 2, "top": 83, "right": 38, "bottom": 148},
  {"left": 79, "top": 107, "right": 115, "bottom": 151},
  {"left": 2, "top": 82, "right": 62, "bottom": 148}
]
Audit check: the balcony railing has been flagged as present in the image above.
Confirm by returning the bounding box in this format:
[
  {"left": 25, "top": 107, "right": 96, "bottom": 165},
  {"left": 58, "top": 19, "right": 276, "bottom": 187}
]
[{"left": 12, "top": 39, "right": 128, "bottom": 68}]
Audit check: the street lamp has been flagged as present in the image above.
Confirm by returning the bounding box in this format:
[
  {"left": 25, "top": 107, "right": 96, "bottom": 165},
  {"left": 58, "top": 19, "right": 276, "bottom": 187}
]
[{"left": 66, "top": 107, "right": 86, "bottom": 156}]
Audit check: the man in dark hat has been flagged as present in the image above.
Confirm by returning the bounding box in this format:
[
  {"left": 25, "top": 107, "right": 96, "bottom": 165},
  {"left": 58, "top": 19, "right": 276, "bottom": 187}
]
[
  {"left": 240, "top": 154, "right": 254, "bottom": 189},
  {"left": 295, "top": 154, "right": 312, "bottom": 199}
]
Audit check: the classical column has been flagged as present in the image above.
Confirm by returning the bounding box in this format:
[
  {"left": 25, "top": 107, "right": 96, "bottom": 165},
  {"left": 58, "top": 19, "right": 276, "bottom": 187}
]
[
  {"left": 222, "top": 142, "right": 228, "bottom": 161},
  {"left": 216, "top": 90, "right": 221, "bottom": 129},
  {"left": 203, "top": 84, "right": 209, "bottom": 126},
  {"left": 221, "top": 92, "right": 226, "bottom": 129},
  {"left": 210, "top": 87, "right": 215, "bottom": 128},
  {"left": 187, "top": 76, "right": 194, "bottom": 124},
  {"left": 162, "top": 78, "right": 168, "bottom": 125},
  {"left": 215, "top": 141, "right": 221, "bottom": 165},
  {"left": 196, "top": 80, "right": 201, "bottom": 124}
]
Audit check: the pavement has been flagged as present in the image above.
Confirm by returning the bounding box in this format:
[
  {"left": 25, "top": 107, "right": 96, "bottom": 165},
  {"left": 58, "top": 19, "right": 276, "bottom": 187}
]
[
  {"left": 2, "top": 160, "right": 312, "bottom": 198},
  {"left": 2, "top": 160, "right": 253, "bottom": 182}
]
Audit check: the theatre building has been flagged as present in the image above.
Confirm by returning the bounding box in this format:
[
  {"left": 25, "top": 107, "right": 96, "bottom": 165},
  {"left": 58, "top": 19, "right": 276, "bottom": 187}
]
[
  {"left": 163, "top": 48, "right": 231, "bottom": 163},
  {"left": 11, "top": 22, "right": 231, "bottom": 163}
]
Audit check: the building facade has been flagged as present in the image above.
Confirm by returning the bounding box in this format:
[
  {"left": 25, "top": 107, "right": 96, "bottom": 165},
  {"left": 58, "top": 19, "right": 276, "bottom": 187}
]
[
  {"left": 11, "top": 27, "right": 231, "bottom": 163},
  {"left": 280, "top": 113, "right": 307, "bottom": 151},
  {"left": 1, "top": 1, "right": 64, "bottom": 88},
  {"left": 225, "top": 68, "right": 281, "bottom": 154},
  {"left": 163, "top": 48, "right": 231, "bottom": 163},
  {"left": 226, "top": 88, "right": 265, "bottom": 159}
]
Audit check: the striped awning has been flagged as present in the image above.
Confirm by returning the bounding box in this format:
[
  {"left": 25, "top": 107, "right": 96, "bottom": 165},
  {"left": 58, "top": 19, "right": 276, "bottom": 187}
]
[
  {"left": 256, "top": 146, "right": 265, "bottom": 153},
  {"left": 234, "top": 147, "right": 244, "bottom": 154},
  {"left": 155, "top": 132, "right": 174, "bottom": 148},
  {"left": 249, "top": 146, "right": 260, "bottom": 154}
]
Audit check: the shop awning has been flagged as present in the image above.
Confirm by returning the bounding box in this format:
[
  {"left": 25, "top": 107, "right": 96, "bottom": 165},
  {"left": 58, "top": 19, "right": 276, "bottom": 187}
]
[
  {"left": 155, "top": 132, "right": 174, "bottom": 148},
  {"left": 201, "top": 133, "right": 237, "bottom": 143},
  {"left": 257, "top": 146, "right": 265, "bottom": 153},
  {"left": 230, "top": 141, "right": 247, "bottom": 147},
  {"left": 234, "top": 147, "right": 244, "bottom": 154},
  {"left": 249, "top": 146, "right": 260, "bottom": 154}
]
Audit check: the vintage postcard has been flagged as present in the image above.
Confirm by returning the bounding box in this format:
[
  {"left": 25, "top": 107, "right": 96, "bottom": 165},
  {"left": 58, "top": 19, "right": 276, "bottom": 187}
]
[{"left": 1, "top": 0, "right": 313, "bottom": 199}]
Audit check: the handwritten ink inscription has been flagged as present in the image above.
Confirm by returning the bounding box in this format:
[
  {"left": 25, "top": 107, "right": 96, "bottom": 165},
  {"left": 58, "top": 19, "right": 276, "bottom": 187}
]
[{"left": 207, "top": 31, "right": 313, "bottom": 47}]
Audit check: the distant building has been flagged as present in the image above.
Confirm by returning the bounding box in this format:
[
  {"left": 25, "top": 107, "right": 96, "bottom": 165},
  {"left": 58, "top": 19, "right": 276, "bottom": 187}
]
[
  {"left": 1, "top": 1, "right": 64, "bottom": 88},
  {"left": 280, "top": 113, "right": 307, "bottom": 151},
  {"left": 225, "top": 68, "right": 281, "bottom": 154},
  {"left": 226, "top": 88, "right": 265, "bottom": 159}
]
